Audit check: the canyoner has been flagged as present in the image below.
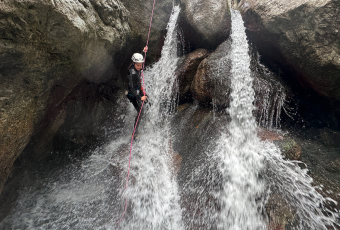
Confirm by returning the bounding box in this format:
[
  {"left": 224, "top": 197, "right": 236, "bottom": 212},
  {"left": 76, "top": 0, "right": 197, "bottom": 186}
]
[
  {"left": 117, "top": 4, "right": 183, "bottom": 229},
  {"left": 116, "top": 0, "right": 156, "bottom": 224},
  {"left": 116, "top": 1, "right": 184, "bottom": 226}
]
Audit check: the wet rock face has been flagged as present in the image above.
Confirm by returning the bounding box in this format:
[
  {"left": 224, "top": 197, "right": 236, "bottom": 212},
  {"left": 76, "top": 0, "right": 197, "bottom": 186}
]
[
  {"left": 120, "top": 0, "right": 174, "bottom": 64},
  {"left": 171, "top": 104, "right": 230, "bottom": 229},
  {"left": 176, "top": 49, "right": 210, "bottom": 103},
  {"left": 0, "top": 0, "right": 173, "bottom": 194},
  {"left": 179, "top": 0, "right": 231, "bottom": 50},
  {"left": 0, "top": 0, "right": 128, "bottom": 194},
  {"left": 242, "top": 0, "right": 340, "bottom": 101},
  {"left": 250, "top": 49, "right": 290, "bottom": 130},
  {"left": 320, "top": 128, "right": 340, "bottom": 148},
  {"left": 187, "top": 40, "right": 289, "bottom": 127},
  {"left": 265, "top": 191, "right": 298, "bottom": 230},
  {"left": 191, "top": 39, "right": 233, "bottom": 108}
]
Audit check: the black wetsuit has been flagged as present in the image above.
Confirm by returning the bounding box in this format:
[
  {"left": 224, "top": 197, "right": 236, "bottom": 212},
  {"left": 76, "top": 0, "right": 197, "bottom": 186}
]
[{"left": 126, "top": 65, "right": 146, "bottom": 133}]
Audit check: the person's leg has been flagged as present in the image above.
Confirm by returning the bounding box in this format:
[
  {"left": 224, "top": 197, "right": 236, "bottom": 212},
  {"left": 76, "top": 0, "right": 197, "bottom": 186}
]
[{"left": 131, "top": 99, "right": 143, "bottom": 134}]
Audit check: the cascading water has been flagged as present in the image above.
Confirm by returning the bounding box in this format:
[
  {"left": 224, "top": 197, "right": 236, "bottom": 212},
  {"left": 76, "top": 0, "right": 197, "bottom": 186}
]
[
  {"left": 178, "top": 9, "right": 338, "bottom": 230},
  {"left": 0, "top": 5, "right": 183, "bottom": 230},
  {"left": 1, "top": 6, "right": 339, "bottom": 230},
  {"left": 176, "top": 10, "right": 266, "bottom": 230},
  {"left": 118, "top": 5, "right": 183, "bottom": 229},
  {"left": 215, "top": 9, "right": 338, "bottom": 230},
  {"left": 251, "top": 54, "right": 288, "bottom": 130},
  {"left": 213, "top": 10, "right": 266, "bottom": 229}
]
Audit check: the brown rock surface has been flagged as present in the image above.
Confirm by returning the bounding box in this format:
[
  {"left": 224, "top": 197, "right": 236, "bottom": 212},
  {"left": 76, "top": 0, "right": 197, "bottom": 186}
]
[
  {"left": 176, "top": 49, "right": 209, "bottom": 102},
  {"left": 257, "top": 128, "right": 283, "bottom": 142},
  {"left": 265, "top": 191, "right": 297, "bottom": 230},
  {"left": 190, "top": 39, "right": 233, "bottom": 107}
]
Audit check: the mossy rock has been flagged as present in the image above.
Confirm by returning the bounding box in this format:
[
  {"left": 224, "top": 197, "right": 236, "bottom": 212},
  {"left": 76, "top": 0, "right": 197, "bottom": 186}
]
[{"left": 274, "top": 137, "right": 301, "bottom": 161}]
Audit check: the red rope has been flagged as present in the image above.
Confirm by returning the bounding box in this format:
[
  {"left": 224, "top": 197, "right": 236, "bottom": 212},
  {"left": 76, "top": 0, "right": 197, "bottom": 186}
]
[
  {"left": 115, "top": 100, "right": 145, "bottom": 224},
  {"left": 116, "top": 0, "right": 156, "bottom": 224},
  {"left": 141, "top": 0, "right": 156, "bottom": 92}
]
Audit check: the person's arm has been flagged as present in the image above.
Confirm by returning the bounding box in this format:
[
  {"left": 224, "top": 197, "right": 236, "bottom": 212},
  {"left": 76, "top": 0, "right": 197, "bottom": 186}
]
[
  {"left": 141, "top": 46, "right": 148, "bottom": 60},
  {"left": 141, "top": 46, "right": 148, "bottom": 101},
  {"left": 143, "top": 46, "right": 148, "bottom": 53},
  {"left": 139, "top": 87, "right": 147, "bottom": 101}
]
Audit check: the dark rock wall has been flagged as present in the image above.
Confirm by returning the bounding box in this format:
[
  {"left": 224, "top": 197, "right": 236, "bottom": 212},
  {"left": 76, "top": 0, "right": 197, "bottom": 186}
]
[
  {"left": 242, "top": 0, "right": 340, "bottom": 101},
  {"left": 240, "top": 0, "right": 340, "bottom": 129},
  {"left": 121, "top": 0, "right": 175, "bottom": 65}
]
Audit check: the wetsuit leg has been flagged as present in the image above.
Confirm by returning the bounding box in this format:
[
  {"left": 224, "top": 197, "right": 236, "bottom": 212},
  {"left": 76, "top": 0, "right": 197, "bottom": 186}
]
[{"left": 131, "top": 99, "right": 144, "bottom": 133}]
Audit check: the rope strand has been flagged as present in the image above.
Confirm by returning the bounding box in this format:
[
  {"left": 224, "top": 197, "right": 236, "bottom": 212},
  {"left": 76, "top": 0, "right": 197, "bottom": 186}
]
[
  {"left": 116, "top": 0, "right": 156, "bottom": 224},
  {"left": 115, "top": 101, "right": 145, "bottom": 224}
]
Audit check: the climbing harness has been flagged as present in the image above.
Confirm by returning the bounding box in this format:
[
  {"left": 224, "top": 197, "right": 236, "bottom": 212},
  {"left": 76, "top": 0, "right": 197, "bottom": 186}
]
[{"left": 116, "top": 0, "right": 156, "bottom": 224}]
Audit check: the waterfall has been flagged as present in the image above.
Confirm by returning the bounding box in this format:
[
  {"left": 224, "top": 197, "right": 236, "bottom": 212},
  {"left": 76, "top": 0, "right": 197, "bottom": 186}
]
[
  {"left": 251, "top": 52, "right": 288, "bottom": 130},
  {"left": 214, "top": 9, "right": 337, "bottom": 230},
  {"left": 213, "top": 10, "right": 266, "bottom": 229},
  {"left": 1, "top": 6, "right": 338, "bottom": 230},
  {"left": 0, "top": 6, "right": 183, "bottom": 229},
  {"left": 178, "top": 9, "right": 338, "bottom": 230},
  {"left": 119, "top": 5, "right": 183, "bottom": 229},
  {"left": 176, "top": 10, "right": 267, "bottom": 230}
]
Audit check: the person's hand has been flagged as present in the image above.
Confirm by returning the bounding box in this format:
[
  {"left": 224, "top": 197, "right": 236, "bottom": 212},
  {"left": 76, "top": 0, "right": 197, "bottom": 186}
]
[
  {"left": 141, "top": 96, "right": 147, "bottom": 101},
  {"left": 143, "top": 46, "right": 148, "bottom": 53}
]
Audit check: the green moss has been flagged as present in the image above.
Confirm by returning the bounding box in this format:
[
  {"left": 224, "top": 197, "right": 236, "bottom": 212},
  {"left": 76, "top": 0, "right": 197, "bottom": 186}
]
[
  {"left": 282, "top": 138, "right": 297, "bottom": 152},
  {"left": 226, "top": 0, "right": 231, "bottom": 15},
  {"left": 279, "top": 137, "right": 301, "bottom": 160}
]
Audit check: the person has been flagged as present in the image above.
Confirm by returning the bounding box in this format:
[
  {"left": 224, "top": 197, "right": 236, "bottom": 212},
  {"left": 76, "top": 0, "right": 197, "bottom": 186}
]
[{"left": 126, "top": 46, "right": 148, "bottom": 136}]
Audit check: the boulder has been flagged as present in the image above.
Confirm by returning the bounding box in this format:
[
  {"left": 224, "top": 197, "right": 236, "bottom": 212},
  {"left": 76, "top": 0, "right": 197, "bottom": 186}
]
[
  {"left": 257, "top": 128, "right": 283, "bottom": 142},
  {"left": 190, "top": 39, "right": 233, "bottom": 108},
  {"left": 242, "top": 0, "right": 340, "bottom": 101},
  {"left": 274, "top": 137, "right": 302, "bottom": 161},
  {"left": 179, "top": 0, "right": 231, "bottom": 50},
  {"left": 189, "top": 39, "right": 289, "bottom": 130},
  {"left": 176, "top": 49, "right": 209, "bottom": 102}
]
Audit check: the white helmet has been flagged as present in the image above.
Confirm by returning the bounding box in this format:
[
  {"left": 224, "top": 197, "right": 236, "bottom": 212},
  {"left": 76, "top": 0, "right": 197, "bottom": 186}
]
[{"left": 131, "top": 53, "right": 144, "bottom": 63}]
